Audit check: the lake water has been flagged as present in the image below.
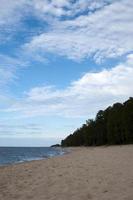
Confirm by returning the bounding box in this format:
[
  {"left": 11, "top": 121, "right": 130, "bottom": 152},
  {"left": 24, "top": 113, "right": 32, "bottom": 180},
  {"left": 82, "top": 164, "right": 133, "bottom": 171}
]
[{"left": 0, "top": 147, "right": 66, "bottom": 166}]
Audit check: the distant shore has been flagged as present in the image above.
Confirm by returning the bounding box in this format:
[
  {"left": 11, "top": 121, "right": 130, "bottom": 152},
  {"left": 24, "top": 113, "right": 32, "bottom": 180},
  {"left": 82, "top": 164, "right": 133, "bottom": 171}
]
[{"left": 0, "top": 145, "right": 133, "bottom": 200}]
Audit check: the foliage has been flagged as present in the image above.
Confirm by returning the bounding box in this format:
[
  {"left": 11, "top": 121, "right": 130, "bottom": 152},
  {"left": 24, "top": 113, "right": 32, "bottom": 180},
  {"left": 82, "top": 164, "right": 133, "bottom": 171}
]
[{"left": 61, "top": 98, "right": 133, "bottom": 147}]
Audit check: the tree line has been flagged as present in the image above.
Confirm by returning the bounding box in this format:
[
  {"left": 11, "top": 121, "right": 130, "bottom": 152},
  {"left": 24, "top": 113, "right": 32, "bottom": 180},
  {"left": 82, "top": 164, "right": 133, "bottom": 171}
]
[{"left": 61, "top": 97, "right": 133, "bottom": 147}]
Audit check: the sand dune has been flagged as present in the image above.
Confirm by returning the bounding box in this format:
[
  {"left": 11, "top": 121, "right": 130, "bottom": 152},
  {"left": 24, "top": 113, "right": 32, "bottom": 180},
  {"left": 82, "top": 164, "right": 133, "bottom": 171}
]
[{"left": 0, "top": 145, "right": 133, "bottom": 200}]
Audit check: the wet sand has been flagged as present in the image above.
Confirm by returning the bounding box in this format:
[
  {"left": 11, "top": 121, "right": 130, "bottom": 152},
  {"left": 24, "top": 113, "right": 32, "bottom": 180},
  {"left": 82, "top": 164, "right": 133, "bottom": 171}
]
[{"left": 0, "top": 145, "right": 133, "bottom": 200}]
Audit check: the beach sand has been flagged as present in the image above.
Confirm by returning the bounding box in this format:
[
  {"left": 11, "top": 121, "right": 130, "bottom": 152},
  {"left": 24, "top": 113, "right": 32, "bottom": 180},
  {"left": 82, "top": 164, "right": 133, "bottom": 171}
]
[{"left": 0, "top": 145, "right": 133, "bottom": 200}]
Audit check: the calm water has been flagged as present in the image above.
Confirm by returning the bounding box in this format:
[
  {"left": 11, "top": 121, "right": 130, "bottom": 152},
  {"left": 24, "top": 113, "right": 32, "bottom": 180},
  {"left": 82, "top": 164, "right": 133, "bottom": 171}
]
[{"left": 0, "top": 147, "right": 65, "bottom": 166}]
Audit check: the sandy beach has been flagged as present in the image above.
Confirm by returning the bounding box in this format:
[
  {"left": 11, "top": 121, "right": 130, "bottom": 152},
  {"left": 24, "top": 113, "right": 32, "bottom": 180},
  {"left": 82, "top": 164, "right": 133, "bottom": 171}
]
[{"left": 0, "top": 145, "right": 133, "bottom": 200}]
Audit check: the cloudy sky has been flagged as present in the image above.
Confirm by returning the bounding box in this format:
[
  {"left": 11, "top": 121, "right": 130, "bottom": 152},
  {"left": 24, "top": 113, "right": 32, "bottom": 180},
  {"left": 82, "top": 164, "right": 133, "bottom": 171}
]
[{"left": 0, "top": 0, "right": 133, "bottom": 146}]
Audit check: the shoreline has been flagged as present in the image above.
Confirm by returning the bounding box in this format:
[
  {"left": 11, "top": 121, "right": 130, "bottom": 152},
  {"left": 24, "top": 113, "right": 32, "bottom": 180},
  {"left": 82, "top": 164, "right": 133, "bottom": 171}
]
[
  {"left": 0, "top": 147, "right": 68, "bottom": 168},
  {"left": 0, "top": 148, "right": 74, "bottom": 169},
  {"left": 0, "top": 145, "right": 133, "bottom": 200}
]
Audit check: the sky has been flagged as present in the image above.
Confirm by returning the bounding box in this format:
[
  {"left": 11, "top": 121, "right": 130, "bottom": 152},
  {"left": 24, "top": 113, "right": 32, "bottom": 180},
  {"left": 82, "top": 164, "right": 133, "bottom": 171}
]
[{"left": 0, "top": 0, "right": 133, "bottom": 146}]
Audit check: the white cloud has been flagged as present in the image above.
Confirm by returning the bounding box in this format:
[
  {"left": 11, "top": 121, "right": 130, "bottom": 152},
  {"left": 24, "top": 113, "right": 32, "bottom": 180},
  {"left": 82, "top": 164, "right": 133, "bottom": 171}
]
[
  {"left": 1, "top": 0, "right": 132, "bottom": 62},
  {"left": 0, "top": 54, "right": 27, "bottom": 87},
  {"left": 32, "top": 0, "right": 116, "bottom": 18},
  {"left": 24, "top": 0, "right": 133, "bottom": 62},
  {"left": 0, "top": 123, "right": 45, "bottom": 137},
  {"left": 0, "top": 0, "right": 31, "bottom": 41},
  {"left": 5, "top": 54, "right": 133, "bottom": 118},
  {"left": 0, "top": 54, "right": 30, "bottom": 115},
  {"left": 0, "top": 1, "right": 133, "bottom": 116},
  {"left": 32, "top": 0, "right": 70, "bottom": 18},
  {"left": 0, "top": 0, "right": 26, "bottom": 24},
  {"left": 0, "top": 0, "right": 112, "bottom": 27}
]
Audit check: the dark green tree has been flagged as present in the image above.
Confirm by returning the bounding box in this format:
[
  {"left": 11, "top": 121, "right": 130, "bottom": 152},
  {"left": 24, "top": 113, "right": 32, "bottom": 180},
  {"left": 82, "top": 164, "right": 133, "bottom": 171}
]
[{"left": 61, "top": 98, "right": 133, "bottom": 147}]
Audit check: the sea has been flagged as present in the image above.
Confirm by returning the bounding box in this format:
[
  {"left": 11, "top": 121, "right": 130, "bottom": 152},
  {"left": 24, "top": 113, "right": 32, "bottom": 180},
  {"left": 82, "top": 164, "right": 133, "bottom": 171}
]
[{"left": 0, "top": 147, "right": 66, "bottom": 166}]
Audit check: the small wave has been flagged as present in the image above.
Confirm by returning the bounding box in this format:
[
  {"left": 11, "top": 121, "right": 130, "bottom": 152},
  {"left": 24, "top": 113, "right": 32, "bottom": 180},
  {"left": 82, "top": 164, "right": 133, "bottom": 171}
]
[{"left": 0, "top": 147, "right": 66, "bottom": 166}]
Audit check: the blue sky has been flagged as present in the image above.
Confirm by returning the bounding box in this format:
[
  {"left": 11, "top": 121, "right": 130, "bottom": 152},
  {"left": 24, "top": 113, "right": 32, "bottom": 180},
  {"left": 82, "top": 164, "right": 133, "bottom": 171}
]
[{"left": 0, "top": 0, "right": 133, "bottom": 146}]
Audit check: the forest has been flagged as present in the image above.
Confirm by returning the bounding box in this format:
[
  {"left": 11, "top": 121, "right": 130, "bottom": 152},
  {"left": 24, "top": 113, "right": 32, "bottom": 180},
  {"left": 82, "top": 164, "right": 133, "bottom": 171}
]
[{"left": 61, "top": 97, "right": 133, "bottom": 147}]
